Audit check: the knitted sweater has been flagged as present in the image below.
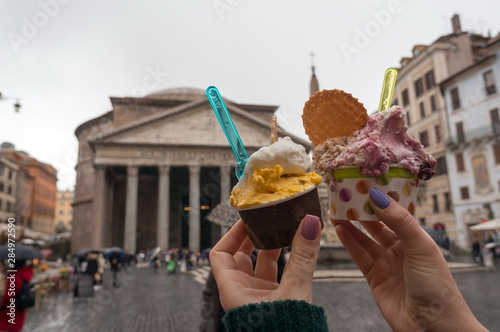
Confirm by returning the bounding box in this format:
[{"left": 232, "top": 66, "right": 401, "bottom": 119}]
[{"left": 222, "top": 300, "right": 329, "bottom": 332}]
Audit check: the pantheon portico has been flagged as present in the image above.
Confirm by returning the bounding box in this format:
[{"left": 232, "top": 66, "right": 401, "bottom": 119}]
[{"left": 71, "top": 88, "right": 312, "bottom": 254}]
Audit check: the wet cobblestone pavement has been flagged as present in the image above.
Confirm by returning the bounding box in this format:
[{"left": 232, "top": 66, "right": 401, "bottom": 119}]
[{"left": 25, "top": 256, "right": 500, "bottom": 332}]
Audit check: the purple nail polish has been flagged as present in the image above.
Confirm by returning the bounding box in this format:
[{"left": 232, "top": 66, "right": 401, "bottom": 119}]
[
  {"left": 301, "top": 214, "right": 320, "bottom": 240},
  {"left": 369, "top": 187, "right": 390, "bottom": 209}
]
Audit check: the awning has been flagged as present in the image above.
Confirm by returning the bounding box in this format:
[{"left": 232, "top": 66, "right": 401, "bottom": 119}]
[{"left": 469, "top": 218, "right": 500, "bottom": 231}]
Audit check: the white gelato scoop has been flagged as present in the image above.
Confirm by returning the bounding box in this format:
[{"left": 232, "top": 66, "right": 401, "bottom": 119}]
[{"left": 236, "top": 136, "right": 311, "bottom": 187}]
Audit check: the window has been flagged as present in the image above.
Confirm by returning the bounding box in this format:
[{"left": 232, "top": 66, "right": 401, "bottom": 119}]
[
  {"left": 406, "top": 111, "right": 411, "bottom": 126},
  {"left": 430, "top": 95, "right": 437, "bottom": 112},
  {"left": 419, "top": 130, "right": 429, "bottom": 147},
  {"left": 419, "top": 102, "right": 426, "bottom": 118},
  {"left": 460, "top": 186, "right": 470, "bottom": 199},
  {"left": 425, "top": 70, "right": 435, "bottom": 90},
  {"left": 0, "top": 199, "right": 2, "bottom": 210},
  {"left": 432, "top": 195, "right": 439, "bottom": 213},
  {"left": 414, "top": 78, "right": 424, "bottom": 97},
  {"left": 490, "top": 108, "right": 500, "bottom": 133},
  {"left": 59, "top": 210, "right": 64, "bottom": 215},
  {"left": 7, "top": 186, "right": 11, "bottom": 195},
  {"left": 6, "top": 201, "right": 11, "bottom": 212},
  {"left": 483, "top": 69, "right": 496, "bottom": 95},
  {"left": 444, "top": 192, "right": 451, "bottom": 212},
  {"left": 0, "top": 165, "right": 4, "bottom": 177},
  {"left": 456, "top": 122, "right": 465, "bottom": 143},
  {"left": 451, "top": 87, "right": 460, "bottom": 109},
  {"left": 493, "top": 144, "right": 500, "bottom": 164},
  {"left": 456, "top": 152, "right": 465, "bottom": 172},
  {"left": 0, "top": 183, "right": 3, "bottom": 192},
  {"left": 402, "top": 89, "right": 410, "bottom": 106},
  {"left": 434, "top": 125, "right": 441, "bottom": 143},
  {"left": 7, "top": 170, "right": 12, "bottom": 180},
  {"left": 435, "top": 156, "right": 447, "bottom": 176}
]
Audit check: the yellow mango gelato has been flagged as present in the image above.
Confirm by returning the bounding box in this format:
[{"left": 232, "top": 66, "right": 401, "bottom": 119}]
[{"left": 229, "top": 165, "right": 322, "bottom": 208}]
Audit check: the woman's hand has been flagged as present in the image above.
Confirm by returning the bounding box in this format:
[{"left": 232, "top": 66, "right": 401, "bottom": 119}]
[
  {"left": 333, "top": 188, "right": 487, "bottom": 332},
  {"left": 209, "top": 214, "right": 321, "bottom": 311}
]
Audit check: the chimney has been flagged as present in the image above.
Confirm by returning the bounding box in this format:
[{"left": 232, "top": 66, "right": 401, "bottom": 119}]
[{"left": 452, "top": 14, "right": 461, "bottom": 34}]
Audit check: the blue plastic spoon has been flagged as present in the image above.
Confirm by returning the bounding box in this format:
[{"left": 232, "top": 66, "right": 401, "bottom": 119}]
[{"left": 206, "top": 86, "right": 249, "bottom": 179}]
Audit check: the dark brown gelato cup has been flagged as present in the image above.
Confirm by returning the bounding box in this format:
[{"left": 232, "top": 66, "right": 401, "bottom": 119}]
[{"left": 236, "top": 186, "right": 323, "bottom": 249}]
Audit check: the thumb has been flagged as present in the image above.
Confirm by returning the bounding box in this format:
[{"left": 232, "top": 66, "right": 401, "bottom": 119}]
[{"left": 279, "top": 214, "right": 321, "bottom": 303}]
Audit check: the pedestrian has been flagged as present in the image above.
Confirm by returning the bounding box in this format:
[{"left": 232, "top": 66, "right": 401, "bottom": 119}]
[
  {"left": 0, "top": 260, "right": 34, "bottom": 332},
  {"left": 85, "top": 253, "right": 99, "bottom": 288},
  {"left": 110, "top": 253, "right": 122, "bottom": 287},
  {"left": 152, "top": 256, "right": 160, "bottom": 274},
  {"left": 472, "top": 239, "right": 482, "bottom": 263},
  {"left": 167, "top": 252, "right": 176, "bottom": 275},
  {"left": 96, "top": 253, "right": 106, "bottom": 290},
  {"left": 210, "top": 188, "right": 488, "bottom": 332}
]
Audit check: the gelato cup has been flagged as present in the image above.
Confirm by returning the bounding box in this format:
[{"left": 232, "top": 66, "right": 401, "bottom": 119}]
[
  {"left": 236, "top": 185, "right": 323, "bottom": 249},
  {"left": 328, "top": 167, "right": 419, "bottom": 221}
]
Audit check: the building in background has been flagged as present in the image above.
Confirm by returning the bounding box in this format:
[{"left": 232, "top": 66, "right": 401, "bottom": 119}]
[
  {"left": 0, "top": 142, "right": 58, "bottom": 236},
  {"left": 440, "top": 35, "right": 500, "bottom": 249},
  {"left": 0, "top": 152, "right": 18, "bottom": 224},
  {"left": 72, "top": 88, "right": 312, "bottom": 254},
  {"left": 392, "top": 14, "right": 495, "bottom": 246},
  {"left": 55, "top": 189, "right": 73, "bottom": 233}
]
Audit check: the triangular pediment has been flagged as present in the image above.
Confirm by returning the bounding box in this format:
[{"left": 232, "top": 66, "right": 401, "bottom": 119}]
[{"left": 93, "top": 100, "right": 310, "bottom": 150}]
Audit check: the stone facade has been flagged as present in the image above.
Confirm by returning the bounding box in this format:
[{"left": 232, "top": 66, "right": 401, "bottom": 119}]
[
  {"left": 393, "top": 15, "right": 493, "bottom": 244},
  {"left": 55, "top": 190, "right": 73, "bottom": 232},
  {"left": 441, "top": 36, "right": 500, "bottom": 249},
  {"left": 0, "top": 154, "right": 18, "bottom": 224},
  {"left": 72, "top": 88, "right": 315, "bottom": 254},
  {"left": 0, "top": 144, "right": 57, "bottom": 234}
]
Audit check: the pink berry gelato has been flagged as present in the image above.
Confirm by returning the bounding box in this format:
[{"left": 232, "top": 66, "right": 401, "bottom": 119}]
[{"left": 313, "top": 106, "right": 436, "bottom": 191}]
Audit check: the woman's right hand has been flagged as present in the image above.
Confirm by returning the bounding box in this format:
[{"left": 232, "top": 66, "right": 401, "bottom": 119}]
[{"left": 333, "top": 188, "right": 487, "bottom": 332}]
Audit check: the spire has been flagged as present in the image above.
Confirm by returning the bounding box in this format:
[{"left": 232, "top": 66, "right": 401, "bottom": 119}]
[{"left": 309, "top": 51, "right": 319, "bottom": 95}]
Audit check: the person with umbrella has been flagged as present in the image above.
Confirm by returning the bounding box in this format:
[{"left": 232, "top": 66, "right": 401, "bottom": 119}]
[
  {"left": 108, "top": 252, "right": 122, "bottom": 288},
  {"left": 0, "top": 244, "right": 38, "bottom": 332}
]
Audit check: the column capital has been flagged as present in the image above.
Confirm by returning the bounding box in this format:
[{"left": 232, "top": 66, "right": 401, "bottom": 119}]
[
  {"left": 158, "top": 165, "right": 171, "bottom": 177},
  {"left": 127, "top": 165, "right": 139, "bottom": 176},
  {"left": 189, "top": 165, "right": 201, "bottom": 176},
  {"left": 94, "top": 164, "right": 107, "bottom": 171}
]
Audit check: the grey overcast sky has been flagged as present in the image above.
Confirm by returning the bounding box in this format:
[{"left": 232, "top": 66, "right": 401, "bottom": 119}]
[{"left": 1, "top": 0, "right": 500, "bottom": 190}]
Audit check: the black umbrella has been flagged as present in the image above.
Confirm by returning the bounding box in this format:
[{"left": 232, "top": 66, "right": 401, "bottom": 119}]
[
  {"left": 0, "top": 244, "right": 41, "bottom": 261},
  {"left": 104, "top": 247, "right": 125, "bottom": 259},
  {"left": 206, "top": 201, "right": 240, "bottom": 227}
]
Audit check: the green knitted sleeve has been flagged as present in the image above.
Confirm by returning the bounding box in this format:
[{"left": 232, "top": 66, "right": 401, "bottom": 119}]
[{"left": 222, "top": 300, "right": 329, "bottom": 332}]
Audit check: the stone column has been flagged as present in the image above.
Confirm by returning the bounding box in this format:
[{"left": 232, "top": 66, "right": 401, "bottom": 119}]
[
  {"left": 124, "top": 166, "right": 139, "bottom": 253},
  {"left": 220, "top": 165, "right": 232, "bottom": 235},
  {"left": 157, "top": 165, "right": 170, "bottom": 250},
  {"left": 93, "top": 165, "right": 107, "bottom": 249},
  {"left": 189, "top": 166, "right": 201, "bottom": 253}
]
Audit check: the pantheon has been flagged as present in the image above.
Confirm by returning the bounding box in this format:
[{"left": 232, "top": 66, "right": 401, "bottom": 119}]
[{"left": 71, "top": 88, "right": 320, "bottom": 254}]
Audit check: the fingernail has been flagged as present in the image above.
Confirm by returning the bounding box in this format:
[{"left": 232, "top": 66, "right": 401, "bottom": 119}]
[
  {"left": 369, "top": 187, "right": 390, "bottom": 209},
  {"left": 301, "top": 214, "right": 320, "bottom": 240}
]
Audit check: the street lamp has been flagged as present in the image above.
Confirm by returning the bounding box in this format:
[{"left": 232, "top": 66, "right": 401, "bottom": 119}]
[{"left": 0, "top": 91, "right": 21, "bottom": 112}]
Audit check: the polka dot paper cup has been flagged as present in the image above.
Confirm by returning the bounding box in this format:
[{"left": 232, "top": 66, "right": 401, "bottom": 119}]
[{"left": 328, "top": 167, "right": 419, "bottom": 221}]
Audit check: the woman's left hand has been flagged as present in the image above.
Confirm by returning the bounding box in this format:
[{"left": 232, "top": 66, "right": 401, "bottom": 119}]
[{"left": 209, "top": 215, "right": 322, "bottom": 311}]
